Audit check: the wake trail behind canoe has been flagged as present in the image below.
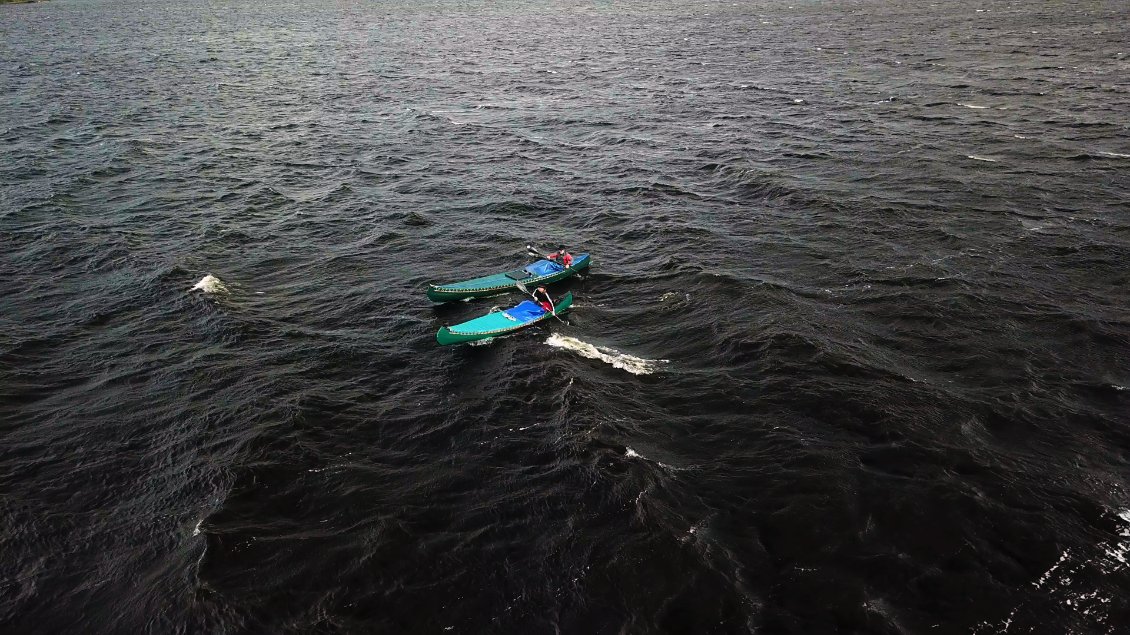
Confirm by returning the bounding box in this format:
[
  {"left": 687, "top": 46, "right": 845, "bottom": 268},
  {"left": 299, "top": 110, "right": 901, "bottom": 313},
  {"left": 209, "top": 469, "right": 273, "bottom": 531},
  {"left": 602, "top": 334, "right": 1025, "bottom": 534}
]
[{"left": 545, "top": 334, "right": 668, "bottom": 375}]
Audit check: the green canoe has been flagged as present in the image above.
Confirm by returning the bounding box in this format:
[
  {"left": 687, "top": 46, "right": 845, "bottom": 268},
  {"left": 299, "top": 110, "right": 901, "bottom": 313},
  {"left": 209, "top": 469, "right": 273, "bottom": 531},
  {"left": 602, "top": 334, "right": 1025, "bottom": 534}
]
[
  {"left": 436, "top": 293, "right": 573, "bottom": 346},
  {"left": 427, "top": 253, "right": 590, "bottom": 302}
]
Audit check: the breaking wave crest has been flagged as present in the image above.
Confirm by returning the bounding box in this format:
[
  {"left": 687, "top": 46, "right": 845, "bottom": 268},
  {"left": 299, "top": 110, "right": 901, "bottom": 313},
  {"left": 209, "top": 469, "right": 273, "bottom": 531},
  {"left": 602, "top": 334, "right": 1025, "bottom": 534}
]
[
  {"left": 545, "top": 334, "right": 668, "bottom": 375},
  {"left": 191, "top": 274, "right": 227, "bottom": 294}
]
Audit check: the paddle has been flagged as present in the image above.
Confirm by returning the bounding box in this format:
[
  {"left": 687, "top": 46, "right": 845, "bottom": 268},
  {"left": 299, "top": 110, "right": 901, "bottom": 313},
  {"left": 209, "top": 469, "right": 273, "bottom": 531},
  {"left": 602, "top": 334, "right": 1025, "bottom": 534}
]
[
  {"left": 515, "top": 280, "right": 566, "bottom": 324},
  {"left": 527, "top": 244, "right": 574, "bottom": 272}
]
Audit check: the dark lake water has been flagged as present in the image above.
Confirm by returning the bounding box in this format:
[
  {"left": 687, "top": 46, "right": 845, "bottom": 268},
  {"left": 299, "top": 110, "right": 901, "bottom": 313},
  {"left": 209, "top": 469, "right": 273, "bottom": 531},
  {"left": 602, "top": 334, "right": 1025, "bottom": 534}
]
[{"left": 2, "top": 0, "right": 1129, "bottom": 632}]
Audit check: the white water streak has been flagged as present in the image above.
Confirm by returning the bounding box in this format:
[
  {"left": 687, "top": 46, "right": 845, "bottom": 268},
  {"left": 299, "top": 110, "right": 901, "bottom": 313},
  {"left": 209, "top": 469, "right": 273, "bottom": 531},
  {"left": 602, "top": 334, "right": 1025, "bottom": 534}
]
[
  {"left": 624, "top": 446, "right": 681, "bottom": 471},
  {"left": 545, "top": 334, "right": 668, "bottom": 375}
]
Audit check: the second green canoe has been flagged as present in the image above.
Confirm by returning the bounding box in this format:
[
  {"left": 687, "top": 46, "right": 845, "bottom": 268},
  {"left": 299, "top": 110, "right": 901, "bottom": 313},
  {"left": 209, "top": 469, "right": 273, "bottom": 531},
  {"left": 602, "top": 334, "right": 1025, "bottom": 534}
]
[
  {"left": 436, "top": 293, "right": 573, "bottom": 345},
  {"left": 427, "top": 253, "right": 590, "bottom": 302}
]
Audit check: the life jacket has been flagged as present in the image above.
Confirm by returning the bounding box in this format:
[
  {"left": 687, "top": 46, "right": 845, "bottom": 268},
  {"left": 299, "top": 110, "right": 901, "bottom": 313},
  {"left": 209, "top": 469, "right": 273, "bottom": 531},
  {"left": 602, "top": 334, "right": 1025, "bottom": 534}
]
[
  {"left": 538, "top": 301, "right": 553, "bottom": 312},
  {"left": 549, "top": 252, "right": 573, "bottom": 266}
]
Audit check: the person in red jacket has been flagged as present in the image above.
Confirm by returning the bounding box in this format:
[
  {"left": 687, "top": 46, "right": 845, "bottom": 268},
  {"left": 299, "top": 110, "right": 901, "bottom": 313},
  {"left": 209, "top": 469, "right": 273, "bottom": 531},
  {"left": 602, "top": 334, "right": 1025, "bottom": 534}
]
[
  {"left": 547, "top": 245, "right": 574, "bottom": 268},
  {"left": 533, "top": 287, "right": 554, "bottom": 312}
]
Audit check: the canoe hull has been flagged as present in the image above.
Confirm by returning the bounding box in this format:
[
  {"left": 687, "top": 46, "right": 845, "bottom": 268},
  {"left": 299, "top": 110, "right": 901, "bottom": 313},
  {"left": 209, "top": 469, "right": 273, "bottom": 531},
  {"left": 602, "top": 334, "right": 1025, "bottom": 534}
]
[
  {"left": 436, "top": 293, "right": 573, "bottom": 346},
  {"left": 427, "top": 254, "right": 590, "bottom": 302}
]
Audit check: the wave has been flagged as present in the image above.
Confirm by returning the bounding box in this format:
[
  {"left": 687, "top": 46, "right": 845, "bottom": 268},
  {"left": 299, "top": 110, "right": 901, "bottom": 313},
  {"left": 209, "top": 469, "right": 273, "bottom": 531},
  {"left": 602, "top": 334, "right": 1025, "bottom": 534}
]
[
  {"left": 545, "top": 334, "right": 668, "bottom": 375},
  {"left": 977, "top": 508, "right": 1130, "bottom": 633},
  {"left": 624, "top": 446, "right": 681, "bottom": 471},
  {"left": 191, "top": 274, "right": 227, "bottom": 294}
]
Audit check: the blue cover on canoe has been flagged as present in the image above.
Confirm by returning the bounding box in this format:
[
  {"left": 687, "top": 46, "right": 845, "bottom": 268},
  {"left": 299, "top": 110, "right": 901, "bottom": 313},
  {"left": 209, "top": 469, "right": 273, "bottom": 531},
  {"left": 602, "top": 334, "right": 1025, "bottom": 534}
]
[
  {"left": 504, "top": 300, "right": 547, "bottom": 322},
  {"left": 525, "top": 260, "right": 564, "bottom": 276}
]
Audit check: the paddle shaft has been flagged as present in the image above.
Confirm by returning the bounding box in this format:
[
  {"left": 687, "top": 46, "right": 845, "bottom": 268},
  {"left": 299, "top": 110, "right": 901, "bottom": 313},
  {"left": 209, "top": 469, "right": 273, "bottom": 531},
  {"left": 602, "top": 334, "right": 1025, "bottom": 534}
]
[
  {"left": 529, "top": 243, "right": 576, "bottom": 270},
  {"left": 516, "top": 280, "right": 565, "bottom": 324}
]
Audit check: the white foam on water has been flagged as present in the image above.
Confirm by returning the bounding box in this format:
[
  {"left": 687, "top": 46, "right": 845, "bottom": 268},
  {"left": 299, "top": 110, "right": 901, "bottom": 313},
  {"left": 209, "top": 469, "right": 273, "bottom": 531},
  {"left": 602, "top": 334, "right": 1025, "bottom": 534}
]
[
  {"left": 191, "top": 274, "right": 227, "bottom": 294},
  {"left": 1034, "top": 549, "right": 1071, "bottom": 589},
  {"left": 467, "top": 337, "right": 495, "bottom": 347},
  {"left": 958, "top": 102, "right": 990, "bottom": 109},
  {"left": 1107, "top": 509, "right": 1130, "bottom": 567},
  {"left": 192, "top": 519, "right": 203, "bottom": 536},
  {"left": 1099, "top": 151, "right": 1130, "bottom": 158},
  {"left": 545, "top": 334, "right": 668, "bottom": 375},
  {"left": 967, "top": 155, "right": 999, "bottom": 162},
  {"left": 978, "top": 508, "right": 1130, "bottom": 632},
  {"left": 680, "top": 519, "right": 707, "bottom": 543},
  {"left": 624, "top": 446, "right": 682, "bottom": 471}
]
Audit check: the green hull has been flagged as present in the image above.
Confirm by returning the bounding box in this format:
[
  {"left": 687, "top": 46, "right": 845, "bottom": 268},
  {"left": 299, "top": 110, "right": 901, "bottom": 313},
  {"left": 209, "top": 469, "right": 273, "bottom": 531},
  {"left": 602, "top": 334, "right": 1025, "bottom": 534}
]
[
  {"left": 436, "top": 293, "right": 573, "bottom": 346},
  {"left": 427, "top": 254, "right": 590, "bottom": 302}
]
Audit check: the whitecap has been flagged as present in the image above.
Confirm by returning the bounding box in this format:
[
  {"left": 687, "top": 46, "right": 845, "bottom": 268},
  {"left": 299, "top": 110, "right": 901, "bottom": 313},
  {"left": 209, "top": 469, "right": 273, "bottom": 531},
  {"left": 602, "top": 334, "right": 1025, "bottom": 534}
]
[
  {"left": 624, "top": 446, "right": 681, "bottom": 471},
  {"left": 680, "top": 519, "right": 707, "bottom": 543},
  {"left": 192, "top": 519, "right": 203, "bottom": 536},
  {"left": 967, "top": 155, "right": 999, "bottom": 163},
  {"left": 545, "top": 334, "right": 668, "bottom": 375},
  {"left": 1034, "top": 549, "right": 1071, "bottom": 589},
  {"left": 191, "top": 274, "right": 227, "bottom": 294},
  {"left": 1100, "top": 509, "right": 1130, "bottom": 570},
  {"left": 957, "top": 103, "right": 990, "bottom": 109},
  {"left": 1099, "top": 151, "right": 1130, "bottom": 158}
]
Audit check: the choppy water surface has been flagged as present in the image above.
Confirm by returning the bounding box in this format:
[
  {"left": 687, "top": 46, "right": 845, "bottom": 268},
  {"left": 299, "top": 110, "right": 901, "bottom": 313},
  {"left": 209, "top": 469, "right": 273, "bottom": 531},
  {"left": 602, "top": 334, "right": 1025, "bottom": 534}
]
[{"left": 2, "top": 0, "right": 1129, "bottom": 632}]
